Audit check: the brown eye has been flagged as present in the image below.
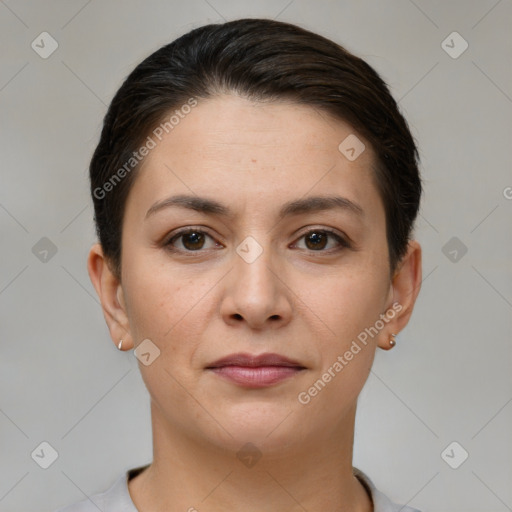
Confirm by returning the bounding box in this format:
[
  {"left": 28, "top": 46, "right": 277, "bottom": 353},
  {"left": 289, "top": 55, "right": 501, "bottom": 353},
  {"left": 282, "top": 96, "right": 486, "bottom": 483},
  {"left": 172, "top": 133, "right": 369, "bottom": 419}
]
[
  {"left": 294, "top": 229, "right": 350, "bottom": 252},
  {"left": 181, "top": 231, "right": 205, "bottom": 250},
  {"left": 166, "top": 229, "right": 219, "bottom": 252},
  {"left": 305, "top": 231, "right": 328, "bottom": 250}
]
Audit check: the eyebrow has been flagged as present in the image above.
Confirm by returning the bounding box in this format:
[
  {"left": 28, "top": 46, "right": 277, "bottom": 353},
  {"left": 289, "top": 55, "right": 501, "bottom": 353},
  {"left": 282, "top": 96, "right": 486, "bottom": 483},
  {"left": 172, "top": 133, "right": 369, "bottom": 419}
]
[{"left": 145, "top": 194, "right": 364, "bottom": 221}]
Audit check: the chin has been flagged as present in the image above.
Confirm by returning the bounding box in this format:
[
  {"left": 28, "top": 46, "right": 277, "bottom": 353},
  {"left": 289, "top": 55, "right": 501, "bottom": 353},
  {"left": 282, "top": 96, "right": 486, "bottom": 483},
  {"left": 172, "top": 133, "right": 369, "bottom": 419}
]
[{"left": 211, "top": 402, "right": 301, "bottom": 447}]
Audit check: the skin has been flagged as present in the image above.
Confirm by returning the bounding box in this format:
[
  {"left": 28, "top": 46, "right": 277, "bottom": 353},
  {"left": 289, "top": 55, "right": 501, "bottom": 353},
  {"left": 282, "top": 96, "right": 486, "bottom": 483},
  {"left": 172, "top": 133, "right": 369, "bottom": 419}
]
[{"left": 88, "top": 94, "right": 422, "bottom": 512}]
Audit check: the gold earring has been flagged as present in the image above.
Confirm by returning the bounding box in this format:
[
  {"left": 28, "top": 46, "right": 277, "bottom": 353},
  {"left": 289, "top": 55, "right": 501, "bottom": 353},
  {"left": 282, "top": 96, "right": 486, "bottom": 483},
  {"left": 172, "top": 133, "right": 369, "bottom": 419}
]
[
  {"left": 389, "top": 333, "right": 397, "bottom": 348},
  {"left": 118, "top": 339, "right": 123, "bottom": 350}
]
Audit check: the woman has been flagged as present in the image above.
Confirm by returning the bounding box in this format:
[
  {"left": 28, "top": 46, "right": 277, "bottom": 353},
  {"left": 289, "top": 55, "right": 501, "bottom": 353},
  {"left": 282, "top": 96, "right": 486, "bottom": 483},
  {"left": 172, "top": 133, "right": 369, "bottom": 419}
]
[{"left": 58, "top": 18, "right": 423, "bottom": 512}]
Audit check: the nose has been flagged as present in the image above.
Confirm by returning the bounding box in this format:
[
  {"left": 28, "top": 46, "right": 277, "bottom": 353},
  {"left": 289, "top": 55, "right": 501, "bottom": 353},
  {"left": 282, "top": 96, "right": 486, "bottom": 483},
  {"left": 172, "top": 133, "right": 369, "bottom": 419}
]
[{"left": 220, "top": 243, "right": 293, "bottom": 330}]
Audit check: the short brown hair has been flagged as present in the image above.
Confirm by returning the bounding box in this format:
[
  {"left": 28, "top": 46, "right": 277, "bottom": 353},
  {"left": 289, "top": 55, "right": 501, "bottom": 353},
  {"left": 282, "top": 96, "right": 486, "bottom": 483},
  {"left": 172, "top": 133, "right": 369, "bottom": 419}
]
[{"left": 90, "top": 18, "right": 422, "bottom": 279}]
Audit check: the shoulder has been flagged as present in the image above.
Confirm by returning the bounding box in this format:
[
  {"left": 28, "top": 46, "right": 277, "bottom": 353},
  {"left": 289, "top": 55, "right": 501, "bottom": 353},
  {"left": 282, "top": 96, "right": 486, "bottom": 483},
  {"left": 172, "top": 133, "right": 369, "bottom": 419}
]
[
  {"left": 54, "top": 465, "right": 149, "bottom": 512},
  {"left": 353, "top": 467, "right": 422, "bottom": 512}
]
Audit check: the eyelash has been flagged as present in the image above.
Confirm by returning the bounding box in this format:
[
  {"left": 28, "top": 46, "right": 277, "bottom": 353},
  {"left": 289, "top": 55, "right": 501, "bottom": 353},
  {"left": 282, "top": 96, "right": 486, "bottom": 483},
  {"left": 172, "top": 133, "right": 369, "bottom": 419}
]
[{"left": 164, "top": 226, "right": 351, "bottom": 254}]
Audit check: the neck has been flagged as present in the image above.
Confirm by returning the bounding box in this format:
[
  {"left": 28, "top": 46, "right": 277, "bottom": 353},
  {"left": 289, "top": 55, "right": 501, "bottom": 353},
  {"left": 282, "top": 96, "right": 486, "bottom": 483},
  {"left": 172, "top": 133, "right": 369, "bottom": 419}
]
[{"left": 129, "top": 401, "right": 372, "bottom": 512}]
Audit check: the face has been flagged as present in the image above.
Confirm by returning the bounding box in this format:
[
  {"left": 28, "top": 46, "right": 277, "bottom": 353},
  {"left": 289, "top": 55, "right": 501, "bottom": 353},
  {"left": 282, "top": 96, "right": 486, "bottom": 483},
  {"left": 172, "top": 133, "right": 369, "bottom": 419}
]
[{"left": 111, "top": 94, "right": 401, "bottom": 452}]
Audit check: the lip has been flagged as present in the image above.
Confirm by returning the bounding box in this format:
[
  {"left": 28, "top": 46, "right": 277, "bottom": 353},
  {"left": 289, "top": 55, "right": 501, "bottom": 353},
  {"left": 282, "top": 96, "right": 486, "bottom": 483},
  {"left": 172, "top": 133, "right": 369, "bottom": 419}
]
[
  {"left": 207, "top": 352, "right": 304, "bottom": 369},
  {"left": 206, "top": 352, "right": 306, "bottom": 388}
]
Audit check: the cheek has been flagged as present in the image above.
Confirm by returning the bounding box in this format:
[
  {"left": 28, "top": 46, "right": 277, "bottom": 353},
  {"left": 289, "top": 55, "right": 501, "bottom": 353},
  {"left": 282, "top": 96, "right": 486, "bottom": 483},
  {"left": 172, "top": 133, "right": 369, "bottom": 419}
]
[
  {"left": 124, "top": 277, "right": 169, "bottom": 342},
  {"left": 122, "top": 261, "right": 211, "bottom": 415},
  {"left": 313, "top": 266, "right": 388, "bottom": 341},
  {"left": 296, "top": 273, "right": 381, "bottom": 419},
  {"left": 300, "top": 349, "right": 375, "bottom": 429},
  {"left": 122, "top": 255, "right": 211, "bottom": 349}
]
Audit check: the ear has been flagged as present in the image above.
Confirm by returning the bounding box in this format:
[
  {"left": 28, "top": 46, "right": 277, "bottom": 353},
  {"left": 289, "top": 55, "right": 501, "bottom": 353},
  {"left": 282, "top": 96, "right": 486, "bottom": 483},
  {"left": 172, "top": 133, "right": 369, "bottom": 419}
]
[
  {"left": 87, "top": 243, "right": 134, "bottom": 350},
  {"left": 378, "top": 239, "right": 422, "bottom": 350}
]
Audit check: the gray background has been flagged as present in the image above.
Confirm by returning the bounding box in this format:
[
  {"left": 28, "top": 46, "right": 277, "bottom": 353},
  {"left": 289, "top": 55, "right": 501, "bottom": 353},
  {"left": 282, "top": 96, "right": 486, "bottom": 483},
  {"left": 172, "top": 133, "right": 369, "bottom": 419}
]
[{"left": 1, "top": 1, "right": 511, "bottom": 511}]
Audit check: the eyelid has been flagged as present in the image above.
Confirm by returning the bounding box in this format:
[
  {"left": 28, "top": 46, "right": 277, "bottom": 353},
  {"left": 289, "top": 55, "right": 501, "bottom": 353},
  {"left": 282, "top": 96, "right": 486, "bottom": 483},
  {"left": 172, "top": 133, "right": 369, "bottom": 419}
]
[
  {"left": 164, "top": 225, "right": 351, "bottom": 254},
  {"left": 165, "top": 226, "right": 223, "bottom": 248},
  {"left": 291, "top": 226, "right": 351, "bottom": 250}
]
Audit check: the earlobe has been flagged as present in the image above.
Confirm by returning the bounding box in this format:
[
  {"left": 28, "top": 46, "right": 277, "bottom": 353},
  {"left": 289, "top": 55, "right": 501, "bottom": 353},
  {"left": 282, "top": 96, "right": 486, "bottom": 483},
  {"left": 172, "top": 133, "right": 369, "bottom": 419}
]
[
  {"left": 378, "top": 240, "right": 422, "bottom": 350},
  {"left": 87, "top": 243, "right": 134, "bottom": 350}
]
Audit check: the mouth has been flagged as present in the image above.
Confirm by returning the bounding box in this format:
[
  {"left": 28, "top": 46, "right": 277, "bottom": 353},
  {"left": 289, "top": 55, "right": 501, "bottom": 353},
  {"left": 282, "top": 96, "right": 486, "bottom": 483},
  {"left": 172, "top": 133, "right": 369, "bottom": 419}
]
[{"left": 205, "top": 352, "right": 306, "bottom": 388}]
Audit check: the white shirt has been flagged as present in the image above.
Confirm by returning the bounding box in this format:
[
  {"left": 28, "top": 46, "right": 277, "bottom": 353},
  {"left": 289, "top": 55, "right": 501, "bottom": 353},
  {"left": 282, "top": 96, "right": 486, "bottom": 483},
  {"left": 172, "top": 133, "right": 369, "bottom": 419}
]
[{"left": 55, "top": 464, "right": 421, "bottom": 512}]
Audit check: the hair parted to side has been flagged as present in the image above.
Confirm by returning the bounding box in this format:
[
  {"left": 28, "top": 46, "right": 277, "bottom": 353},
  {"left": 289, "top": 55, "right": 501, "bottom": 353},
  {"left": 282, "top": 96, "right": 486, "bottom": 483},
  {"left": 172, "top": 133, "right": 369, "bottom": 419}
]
[{"left": 90, "top": 18, "right": 422, "bottom": 281}]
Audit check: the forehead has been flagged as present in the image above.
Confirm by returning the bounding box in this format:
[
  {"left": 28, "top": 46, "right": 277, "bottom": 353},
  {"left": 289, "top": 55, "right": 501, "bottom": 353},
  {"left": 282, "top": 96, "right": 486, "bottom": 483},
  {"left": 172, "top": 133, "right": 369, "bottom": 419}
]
[
  {"left": 162, "top": 94, "right": 361, "bottom": 157},
  {"left": 124, "top": 94, "right": 384, "bottom": 226}
]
